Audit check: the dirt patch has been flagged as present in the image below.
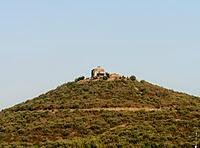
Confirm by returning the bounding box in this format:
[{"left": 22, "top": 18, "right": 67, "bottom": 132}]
[{"left": 70, "top": 107, "right": 160, "bottom": 112}]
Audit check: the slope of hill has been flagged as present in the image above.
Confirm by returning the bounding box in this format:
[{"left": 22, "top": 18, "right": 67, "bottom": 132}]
[{"left": 0, "top": 78, "right": 199, "bottom": 147}]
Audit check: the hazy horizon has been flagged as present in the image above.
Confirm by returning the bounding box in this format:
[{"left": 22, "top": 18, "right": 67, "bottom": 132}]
[{"left": 1, "top": 1, "right": 200, "bottom": 110}]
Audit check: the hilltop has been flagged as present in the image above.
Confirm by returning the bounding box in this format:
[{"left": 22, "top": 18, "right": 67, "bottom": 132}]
[{"left": 0, "top": 75, "right": 200, "bottom": 147}]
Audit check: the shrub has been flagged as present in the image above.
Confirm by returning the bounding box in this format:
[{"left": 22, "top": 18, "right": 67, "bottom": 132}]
[
  {"left": 103, "top": 76, "right": 108, "bottom": 80},
  {"left": 130, "top": 75, "right": 136, "bottom": 81},
  {"left": 140, "top": 80, "right": 146, "bottom": 83},
  {"left": 75, "top": 76, "right": 85, "bottom": 82},
  {"left": 0, "top": 126, "right": 5, "bottom": 133},
  {"left": 106, "top": 73, "right": 110, "bottom": 78}
]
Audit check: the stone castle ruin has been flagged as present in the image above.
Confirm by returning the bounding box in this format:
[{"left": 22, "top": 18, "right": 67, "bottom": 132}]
[
  {"left": 91, "top": 66, "right": 107, "bottom": 79},
  {"left": 75, "top": 66, "right": 136, "bottom": 83},
  {"left": 75, "top": 66, "right": 122, "bottom": 83},
  {"left": 91, "top": 66, "right": 120, "bottom": 80}
]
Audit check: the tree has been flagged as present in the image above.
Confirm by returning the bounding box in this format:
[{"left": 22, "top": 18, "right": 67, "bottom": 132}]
[
  {"left": 130, "top": 75, "right": 136, "bottom": 81},
  {"left": 75, "top": 76, "right": 85, "bottom": 82}
]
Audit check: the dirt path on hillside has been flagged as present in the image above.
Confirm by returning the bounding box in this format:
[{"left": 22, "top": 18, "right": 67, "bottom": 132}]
[
  {"left": 69, "top": 107, "right": 160, "bottom": 112},
  {"left": 16, "top": 107, "right": 160, "bottom": 113}
]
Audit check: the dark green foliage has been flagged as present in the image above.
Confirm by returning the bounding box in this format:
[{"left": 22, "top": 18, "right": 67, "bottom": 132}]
[
  {"left": 0, "top": 79, "right": 199, "bottom": 147},
  {"left": 75, "top": 76, "right": 85, "bottom": 82},
  {"left": 106, "top": 72, "right": 110, "bottom": 78},
  {"left": 140, "top": 80, "right": 146, "bottom": 83},
  {"left": 130, "top": 75, "right": 136, "bottom": 81},
  {"left": 103, "top": 76, "right": 108, "bottom": 80}
]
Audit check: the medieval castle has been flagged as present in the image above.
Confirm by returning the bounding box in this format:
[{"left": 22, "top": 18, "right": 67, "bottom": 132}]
[{"left": 91, "top": 66, "right": 121, "bottom": 80}]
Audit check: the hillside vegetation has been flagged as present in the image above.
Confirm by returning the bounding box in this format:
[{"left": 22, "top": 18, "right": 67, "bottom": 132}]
[{"left": 0, "top": 78, "right": 199, "bottom": 147}]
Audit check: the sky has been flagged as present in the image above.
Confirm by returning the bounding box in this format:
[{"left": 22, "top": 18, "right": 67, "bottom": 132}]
[{"left": 0, "top": 0, "right": 200, "bottom": 110}]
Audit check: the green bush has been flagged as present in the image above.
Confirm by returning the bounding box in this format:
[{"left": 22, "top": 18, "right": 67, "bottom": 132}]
[
  {"left": 103, "top": 76, "right": 108, "bottom": 80},
  {"left": 130, "top": 75, "right": 136, "bottom": 81},
  {"left": 75, "top": 76, "right": 85, "bottom": 82}
]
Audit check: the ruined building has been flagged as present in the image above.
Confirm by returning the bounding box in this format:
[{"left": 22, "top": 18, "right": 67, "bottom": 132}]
[
  {"left": 91, "top": 66, "right": 121, "bottom": 80},
  {"left": 91, "top": 66, "right": 106, "bottom": 79},
  {"left": 75, "top": 66, "right": 121, "bottom": 83}
]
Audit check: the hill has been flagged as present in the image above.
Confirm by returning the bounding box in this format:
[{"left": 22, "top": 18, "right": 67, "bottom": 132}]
[{"left": 0, "top": 78, "right": 199, "bottom": 147}]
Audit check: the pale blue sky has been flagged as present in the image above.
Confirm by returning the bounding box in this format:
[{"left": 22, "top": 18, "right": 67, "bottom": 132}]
[{"left": 0, "top": 1, "right": 200, "bottom": 110}]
